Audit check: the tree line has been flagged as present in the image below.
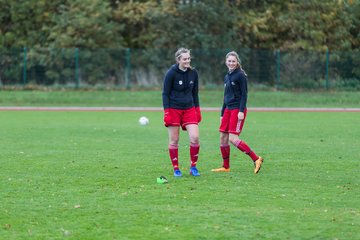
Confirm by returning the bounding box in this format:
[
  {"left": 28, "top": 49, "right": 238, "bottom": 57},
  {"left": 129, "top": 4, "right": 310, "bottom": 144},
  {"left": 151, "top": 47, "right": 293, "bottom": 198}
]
[
  {"left": 1, "top": 0, "right": 359, "bottom": 51},
  {"left": 0, "top": 0, "right": 359, "bottom": 88}
]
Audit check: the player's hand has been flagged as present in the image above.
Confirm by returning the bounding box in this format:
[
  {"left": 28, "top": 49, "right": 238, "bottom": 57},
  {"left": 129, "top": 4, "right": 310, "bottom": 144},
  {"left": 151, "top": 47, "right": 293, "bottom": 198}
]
[
  {"left": 195, "top": 107, "right": 202, "bottom": 123},
  {"left": 238, "top": 111, "right": 244, "bottom": 120}
]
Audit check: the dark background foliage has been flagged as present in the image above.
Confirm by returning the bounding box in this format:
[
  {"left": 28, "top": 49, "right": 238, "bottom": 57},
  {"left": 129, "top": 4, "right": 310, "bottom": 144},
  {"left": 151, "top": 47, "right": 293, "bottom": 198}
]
[{"left": 0, "top": 0, "right": 359, "bottom": 89}]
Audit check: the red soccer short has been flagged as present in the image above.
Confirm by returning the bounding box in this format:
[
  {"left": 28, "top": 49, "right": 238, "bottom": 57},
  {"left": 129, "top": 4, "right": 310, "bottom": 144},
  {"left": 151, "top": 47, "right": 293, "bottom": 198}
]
[
  {"left": 219, "top": 108, "right": 248, "bottom": 135},
  {"left": 164, "top": 107, "right": 198, "bottom": 130}
]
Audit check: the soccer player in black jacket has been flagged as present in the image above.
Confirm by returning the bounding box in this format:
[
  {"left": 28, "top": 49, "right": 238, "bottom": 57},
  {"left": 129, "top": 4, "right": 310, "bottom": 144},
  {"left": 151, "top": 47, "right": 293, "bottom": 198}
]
[
  {"left": 162, "top": 48, "right": 201, "bottom": 177},
  {"left": 212, "top": 51, "right": 264, "bottom": 174}
]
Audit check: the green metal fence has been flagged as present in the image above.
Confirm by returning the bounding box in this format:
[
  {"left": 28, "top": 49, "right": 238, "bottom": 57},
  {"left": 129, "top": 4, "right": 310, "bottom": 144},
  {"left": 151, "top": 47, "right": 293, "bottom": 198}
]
[{"left": 0, "top": 48, "right": 359, "bottom": 90}]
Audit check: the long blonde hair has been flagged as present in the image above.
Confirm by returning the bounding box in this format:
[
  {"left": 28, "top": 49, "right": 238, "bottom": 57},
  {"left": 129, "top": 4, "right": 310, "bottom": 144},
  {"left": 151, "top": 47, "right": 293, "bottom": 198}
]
[{"left": 225, "top": 51, "right": 243, "bottom": 70}]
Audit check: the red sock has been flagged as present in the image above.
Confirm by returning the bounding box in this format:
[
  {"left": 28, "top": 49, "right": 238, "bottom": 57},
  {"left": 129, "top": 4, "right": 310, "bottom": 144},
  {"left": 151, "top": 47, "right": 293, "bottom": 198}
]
[
  {"left": 190, "top": 143, "right": 200, "bottom": 167},
  {"left": 220, "top": 144, "right": 230, "bottom": 169},
  {"left": 234, "top": 140, "right": 258, "bottom": 161},
  {"left": 169, "top": 144, "right": 179, "bottom": 170}
]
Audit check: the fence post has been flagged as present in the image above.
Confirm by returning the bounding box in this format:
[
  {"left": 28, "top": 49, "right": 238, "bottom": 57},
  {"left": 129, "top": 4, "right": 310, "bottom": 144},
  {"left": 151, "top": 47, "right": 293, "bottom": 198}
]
[
  {"left": 75, "top": 48, "right": 79, "bottom": 88},
  {"left": 23, "top": 47, "right": 27, "bottom": 85},
  {"left": 325, "top": 48, "right": 329, "bottom": 89},
  {"left": 125, "top": 48, "right": 131, "bottom": 89},
  {"left": 276, "top": 49, "right": 280, "bottom": 89}
]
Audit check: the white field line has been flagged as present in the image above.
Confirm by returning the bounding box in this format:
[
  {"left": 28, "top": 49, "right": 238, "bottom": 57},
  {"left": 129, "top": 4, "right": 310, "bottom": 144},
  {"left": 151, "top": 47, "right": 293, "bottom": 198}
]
[{"left": 0, "top": 106, "right": 360, "bottom": 112}]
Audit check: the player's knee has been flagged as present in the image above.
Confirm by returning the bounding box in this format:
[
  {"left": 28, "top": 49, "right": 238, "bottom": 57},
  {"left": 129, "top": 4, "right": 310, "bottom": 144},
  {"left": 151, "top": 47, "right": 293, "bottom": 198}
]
[
  {"left": 220, "top": 136, "right": 228, "bottom": 145},
  {"left": 190, "top": 136, "right": 199, "bottom": 144},
  {"left": 169, "top": 137, "right": 179, "bottom": 145},
  {"left": 229, "top": 136, "right": 238, "bottom": 145}
]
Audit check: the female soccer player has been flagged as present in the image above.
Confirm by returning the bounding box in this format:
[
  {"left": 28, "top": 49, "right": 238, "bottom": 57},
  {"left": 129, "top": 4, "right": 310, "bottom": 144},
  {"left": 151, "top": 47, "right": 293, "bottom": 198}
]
[
  {"left": 212, "top": 51, "right": 264, "bottom": 174},
  {"left": 162, "top": 48, "right": 201, "bottom": 177}
]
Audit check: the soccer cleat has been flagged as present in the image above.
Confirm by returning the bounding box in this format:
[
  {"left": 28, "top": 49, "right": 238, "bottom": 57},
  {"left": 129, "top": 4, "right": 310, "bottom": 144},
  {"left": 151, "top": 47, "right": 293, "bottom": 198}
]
[
  {"left": 189, "top": 166, "right": 200, "bottom": 176},
  {"left": 174, "top": 169, "right": 182, "bottom": 177},
  {"left": 254, "top": 157, "right": 264, "bottom": 174},
  {"left": 211, "top": 167, "right": 230, "bottom": 172}
]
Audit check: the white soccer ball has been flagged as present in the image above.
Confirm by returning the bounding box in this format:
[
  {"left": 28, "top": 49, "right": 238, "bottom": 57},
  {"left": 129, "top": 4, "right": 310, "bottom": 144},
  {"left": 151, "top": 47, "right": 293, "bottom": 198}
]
[{"left": 138, "top": 116, "right": 149, "bottom": 126}]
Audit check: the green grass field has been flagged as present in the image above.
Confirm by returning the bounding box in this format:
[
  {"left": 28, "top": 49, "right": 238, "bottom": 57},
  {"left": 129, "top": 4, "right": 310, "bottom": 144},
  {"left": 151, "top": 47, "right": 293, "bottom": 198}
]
[
  {"left": 0, "top": 90, "right": 360, "bottom": 108},
  {"left": 1, "top": 109, "right": 359, "bottom": 239}
]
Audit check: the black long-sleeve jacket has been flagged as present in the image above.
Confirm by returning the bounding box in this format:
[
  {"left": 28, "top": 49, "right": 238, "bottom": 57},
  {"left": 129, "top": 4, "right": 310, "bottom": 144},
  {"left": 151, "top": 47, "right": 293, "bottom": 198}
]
[
  {"left": 162, "top": 64, "right": 200, "bottom": 110},
  {"left": 221, "top": 68, "right": 248, "bottom": 116}
]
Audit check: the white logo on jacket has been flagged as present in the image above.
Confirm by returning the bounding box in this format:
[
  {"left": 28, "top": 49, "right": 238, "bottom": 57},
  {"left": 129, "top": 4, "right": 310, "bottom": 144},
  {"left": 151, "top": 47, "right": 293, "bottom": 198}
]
[{"left": 179, "top": 80, "right": 183, "bottom": 85}]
